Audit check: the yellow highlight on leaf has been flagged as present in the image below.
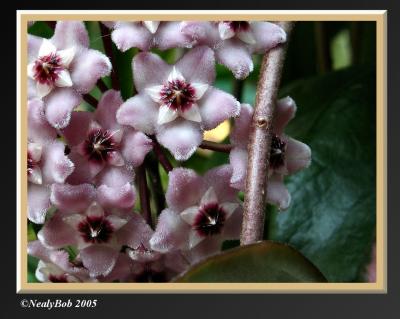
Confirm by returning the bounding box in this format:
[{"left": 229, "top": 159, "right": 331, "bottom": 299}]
[{"left": 200, "top": 120, "right": 231, "bottom": 156}]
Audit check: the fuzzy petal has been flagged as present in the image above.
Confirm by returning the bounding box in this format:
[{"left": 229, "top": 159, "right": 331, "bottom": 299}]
[
  {"left": 250, "top": 22, "right": 287, "bottom": 53},
  {"left": 50, "top": 183, "right": 96, "bottom": 212},
  {"left": 41, "top": 141, "right": 74, "bottom": 184},
  {"left": 44, "top": 87, "right": 82, "bottom": 129},
  {"left": 38, "top": 212, "right": 77, "bottom": 248},
  {"left": 133, "top": 52, "right": 171, "bottom": 92},
  {"left": 80, "top": 245, "right": 119, "bottom": 277},
  {"left": 285, "top": 137, "right": 312, "bottom": 174},
  {"left": 51, "top": 21, "right": 89, "bottom": 49},
  {"left": 65, "top": 152, "right": 95, "bottom": 185},
  {"left": 199, "top": 87, "right": 240, "bottom": 130},
  {"left": 222, "top": 206, "right": 243, "bottom": 239},
  {"left": 156, "top": 119, "right": 203, "bottom": 161},
  {"left": 116, "top": 213, "right": 154, "bottom": 249},
  {"left": 166, "top": 167, "right": 205, "bottom": 212},
  {"left": 187, "top": 238, "right": 222, "bottom": 264},
  {"left": 230, "top": 103, "right": 253, "bottom": 147},
  {"left": 94, "top": 89, "right": 123, "bottom": 130},
  {"left": 229, "top": 147, "right": 248, "bottom": 190},
  {"left": 28, "top": 184, "right": 51, "bottom": 224},
  {"left": 158, "top": 104, "right": 179, "bottom": 125},
  {"left": 28, "top": 34, "right": 42, "bottom": 61},
  {"left": 97, "top": 183, "right": 135, "bottom": 209},
  {"left": 116, "top": 93, "right": 159, "bottom": 135},
  {"left": 121, "top": 129, "right": 153, "bottom": 168},
  {"left": 180, "top": 21, "right": 220, "bottom": 47},
  {"left": 154, "top": 22, "right": 193, "bottom": 50},
  {"left": 55, "top": 69, "right": 73, "bottom": 87},
  {"left": 61, "top": 111, "right": 92, "bottom": 146},
  {"left": 28, "top": 98, "right": 57, "bottom": 143},
  {"left": 215, "top": 39, "right": 253, "bottom": 79},
  {"left": 204, "top": 164, "right": 237, "bottom": 202},
  {"left": 149, "top": 209, "right": 190, "bottom": 253},
  {"left": 175, "top": 46, "right": 215, "bottom": 84},
  {"left": 95, "top": 166, "right": 133, "bottom": 188},
  {"left": 266, "top": 174, "right": 291, "bottom": 211},
  {"left": 111, "top": 22, "right": 153, "bottom": 52},
  {"left": 70, "top": 49, "right": 111, "bottom": 94},
  {"left": 274, "top": 96, "right": 297, "bottom": 135}
]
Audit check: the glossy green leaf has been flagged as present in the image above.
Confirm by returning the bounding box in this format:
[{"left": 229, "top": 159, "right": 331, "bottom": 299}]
[
  {"left": 268, "top": 66, "right": 376, "bottom": 282},
  {"left": 28, "top": 255, "right": 39, "bottom": 283},
  {"left": 175, "top": 241, "right": 327, "bottom": 282}
]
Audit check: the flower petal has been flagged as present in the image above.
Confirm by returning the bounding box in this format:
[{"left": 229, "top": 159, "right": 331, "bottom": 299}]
[
  {"left": 266, "top": 174, "right": 291, "bottom": 210},
  {"left": 180, "top": 103, "right": 202, "bottom": 123},
  {"left": 166, "top": 167, "right": 205, "bottom": 212},
  {"left": 51, "top": 21, "right": 89, "bottom": 49},
  {"left": 218, "top": 22, "right": 235, "bottom": 40},
  {"left": 41, "top": 141, "right": 74, "bottom": 184},
  {"left": 58, "top": 47, "right": 76, "bottom": 67},
  {"left": 204, "top": 164, "right": 237, "bottom": 202},
  {"left": 145, "top": 85, "right": 164, "bottom": 103},
  {"left": 111, "top": 22, "right": 152, "bottom": 52},
  {"left": 250, "top": 22, "right": 286, "bottom": 53},
  {"left": 54, "top": 69, "right": 73, "bottom": 87},
  {"left": 121, "top": 129, "right": 153, "bottom": 168},
  {"left": 222, "top": 206, "right": 243, "bottom": 239},
  {"left": 107, "top": 215, "right": 128, "bottom": 231},
  {"left": 229, "top": 147, "right": 248, "bottom": 190},
  {"left": 28, "top": 184, "right": 51, "bottom": 224},
  {"left": 80, "top": 245, "right": 119, "bottom": 277},
  {"left": 38, "top": 39, "right": 57, "bottom": 57},
  {"left": 215, "top": 39, "right": 253, "bottom": 79},
  {"left": 187, "top": 238, "right": 221, "bottom": 264},
  {"left": 192, "top": 83, "right": 209, "bottom": 100},
  {"left": 86, "top": 202, "right": 104, "bottom": 218},
  {"left": 274, "top": 96, "right": 297, "bottom": 135},
  {"left": 230, "top": 103, "right": 253, "bottom": 147},
  {"left": 36, "top": 82, "right": 53, "bottom": 98},
  {"left": 44, "top": 87, "right": 82, "bottom": 129},
  {"left": 237, "top": 30, "right": 256, "bottom": 45},
  {"left": 188, "top": 231, "right": 205, "bottom": 249},
  {"left": 156, "top": 119, "right": 203, "bottom": 161},
  {"left": 38, "top": 212, "right": 77, "bottom": 248},
  {"left": 28, "top": 99, "right": 57, "bottom": 143},
  {"left": 175, "top": 46, "right": 215, "bottom": 84},
  {"left": 154, "top": 22, "right": 194, "bottom": 50},
  {"left": 143, "top": 21, "right": 160, "bottom": 34},
  {"left": 158, "top": 104, "right": 179, "bottom": 125},
  {"left": 50, "top": 183, "right": 96, "bottom": 212},
  {"left": 116, "top": 213, "right": 154, "bottom": 249},
  {"left": 70, "top": 49, "right": 111, "bottom": 94},
  {"left": 61, "top": 111, "right": 92, "bottom": 146},
  {"left": 94, "top": 89, "right": 123, "bottom": 130},
  {"left": 133, "top": 52, "right": 170, "bottom": 92},
  {"left": 65, "top": 152, "right": 96, "bottom": 185},
  {"left": 180, "top": 206, "right": 199, "bottom": 225},
  {"left": 116, "top": 93, "right": 158, "bottom": 135},
  {"left": 28, "top": 34, "right": 42, "bottom": 61},
  {"left": 199, "top": 87, "right": 240, "bottom": 130},
  {"left": 200, "top": 187, "right": 218, "bottom": 205},
  {"left": 149, "top": 209, "right": 190, "bottom": 253},
  {"left": 97, "top": 182, "right": 136, "bottom": 209},
  {"left": 285, "top": 137, "right": 312, "bottom": 174}
]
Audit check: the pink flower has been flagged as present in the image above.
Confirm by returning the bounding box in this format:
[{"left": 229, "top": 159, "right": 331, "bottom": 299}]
[
  {"left": 149, "top": 165, "right": 242, "bottom": 262},
  {"left": 28, "top": 21, "right": 112, "bottom": 128},
  {"left": 105, "top": 21, "right": 193, "bottom": 52},
  {"left": 61, "top": 89, "right": 153, "bottom": 178},
  {"left": 37, "top": 202, "right": 129, "bottom": 277},
  {"left": 181, "top": 21, "right": 286, "bottom": 79},
  {"left": 28, "top": 240, "right": 94, "bottom": 282},
  {"left": 27, "top": 99, "right": 75, "bottom": 224},
  {"left": 117, "top": 46, "right": 240, "bottom": 160},
  {"left": 229, "top": 97, "right": 312, "bottom": 210}
]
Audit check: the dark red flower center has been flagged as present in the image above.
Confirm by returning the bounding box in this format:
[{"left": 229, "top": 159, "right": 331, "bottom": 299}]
[
  {"left": 225, "top": 21, "right": 250, "bottom": 33},
  {"left": 33, "top": 53, "right": 63, "bottom": 85},
  {"left": 269, "top": 134, "right": 286, "bottom": 169},
  {"left": 193, "top": 202, "right": 226, "bottom": 237},
  {"left": 160, "top": 79, "right": 196, "bottom": 111},
  {"left": 78, "top": 215, "right": 114, "bottom": 244},
  {"left": 83, "top": 129, "right": 118, "bottom": 164},
  {"left": 27, "top": 151, "right": 38, "bottom": 177},
  {"left": 48, "top": 274, "right": 68, "bottom": 283}
]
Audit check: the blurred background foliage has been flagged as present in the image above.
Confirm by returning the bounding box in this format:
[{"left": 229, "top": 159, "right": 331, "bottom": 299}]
[{"left": 27, "top": 21, "right": 376, "bottom": 283}]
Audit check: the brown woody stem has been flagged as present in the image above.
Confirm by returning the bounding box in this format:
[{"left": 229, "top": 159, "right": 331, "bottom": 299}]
[
  {"left": 99, "top": 23, "right": 120, "bottom": 91},
  {"left": 240, "top": 22, "right": 294, "bottom": 246},
  {"left": 199, "top": 140, "right": 232, "bottom": 153},
  {"left": 96, "top": 78, "right": 109, "bottom": 93}
]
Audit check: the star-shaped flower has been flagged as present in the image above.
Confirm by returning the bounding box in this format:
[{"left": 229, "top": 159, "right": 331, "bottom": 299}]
[{"left": 117, "top": 46, "right": 240, "bottom": 160}]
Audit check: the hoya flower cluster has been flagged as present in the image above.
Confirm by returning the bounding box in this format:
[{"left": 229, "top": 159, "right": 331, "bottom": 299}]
[{"left": 27, "top": 20, "right": 310, "bottom": 283}]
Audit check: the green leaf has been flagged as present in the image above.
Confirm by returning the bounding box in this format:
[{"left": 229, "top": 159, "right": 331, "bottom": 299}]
[
  {"left": 28, "top": 255, "right": 39, "bottom": 283},
  {"left": 268, "top": 66, "right": 376, "bottom": 282},
  {"left": 174, "top": 241, "right": 327, "bottom": 282}
]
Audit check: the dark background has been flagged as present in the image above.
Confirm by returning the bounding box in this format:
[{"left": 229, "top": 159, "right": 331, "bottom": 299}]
[{"left": 4, "top": 0, "right": 399, "bottom": 318}]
